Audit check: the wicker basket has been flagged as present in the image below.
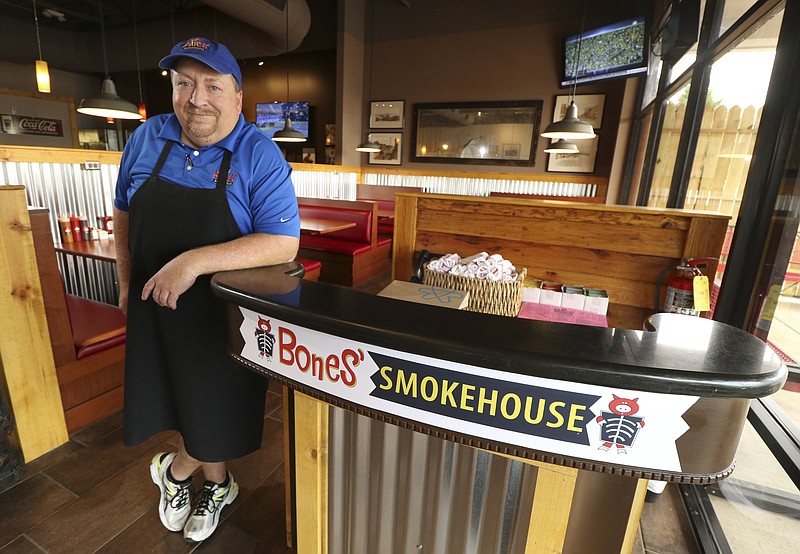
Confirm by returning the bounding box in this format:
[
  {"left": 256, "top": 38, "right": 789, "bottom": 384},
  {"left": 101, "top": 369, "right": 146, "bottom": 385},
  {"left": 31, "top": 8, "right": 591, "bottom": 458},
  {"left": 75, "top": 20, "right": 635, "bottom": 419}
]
[{"left": 423, "top": 264, "right": 526, "bottom": 317}]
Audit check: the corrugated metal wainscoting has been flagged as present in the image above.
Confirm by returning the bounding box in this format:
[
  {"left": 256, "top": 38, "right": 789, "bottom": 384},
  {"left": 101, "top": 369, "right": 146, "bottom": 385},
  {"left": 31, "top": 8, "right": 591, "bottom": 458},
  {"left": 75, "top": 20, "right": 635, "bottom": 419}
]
[
  {"left": 328, "top": 407, "right": 537, "bottom": 554},
  {"left": 0, "top": 160, "right": 119, "bottom": 304}
]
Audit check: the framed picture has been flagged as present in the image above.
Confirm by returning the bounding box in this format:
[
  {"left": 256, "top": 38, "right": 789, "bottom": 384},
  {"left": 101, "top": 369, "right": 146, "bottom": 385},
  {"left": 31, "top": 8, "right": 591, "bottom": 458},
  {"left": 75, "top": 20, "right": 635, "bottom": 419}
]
[
  {"left": 503, "top": 143, "right": 521, "bottom": 159},
  {"left": 369, "top": 100, "right": 405, "bottom": 129},
  {"left": 368, "top": 132, "right": 402, "bottom": 165},
  {"left": 553, "top": 94, "right": 606, "bottom": 129},
  {"left": 325, "top": 123, "right": 336, "bottom": 146},
  {"left": 547, "top": 135, "right": 599, "bottom": 173},
  {"left": 411, "top": 100, "right": 542, "bottom": 167},
  {"left": 325, "top": 146, "right": 336, "bottom": 164},
  {"left": 302, "top": 148, "right": 316, "bottom": 163}
]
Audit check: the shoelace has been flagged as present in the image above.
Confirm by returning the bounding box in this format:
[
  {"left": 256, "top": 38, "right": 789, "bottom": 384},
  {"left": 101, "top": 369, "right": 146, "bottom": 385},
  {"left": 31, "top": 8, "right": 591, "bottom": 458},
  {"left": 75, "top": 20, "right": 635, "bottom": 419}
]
[
  {"left": 168, "top": 482, "right": 191, "bottom": 509},
  {"left": 193, "top": 484, "right": 223, "bottom": 516}
]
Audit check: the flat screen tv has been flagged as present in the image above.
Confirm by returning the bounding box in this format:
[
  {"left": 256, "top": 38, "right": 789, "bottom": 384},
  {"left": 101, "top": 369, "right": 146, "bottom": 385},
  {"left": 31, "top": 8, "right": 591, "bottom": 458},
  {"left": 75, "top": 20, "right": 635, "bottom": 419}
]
[
  {"left": 561, "top": 17, "right": 648, "bottom": 87},
  {"left": 255, "top": 101, "right": 310, "bottom": 139}
]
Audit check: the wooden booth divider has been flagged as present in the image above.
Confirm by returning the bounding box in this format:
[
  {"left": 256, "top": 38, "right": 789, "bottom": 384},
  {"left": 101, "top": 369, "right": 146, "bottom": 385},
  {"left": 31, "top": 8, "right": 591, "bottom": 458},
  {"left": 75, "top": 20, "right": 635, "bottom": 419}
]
[
  {"left": 0, "top": 186, "right": 68, "bottom": 461},
  {"left": 392, "top": 193, "right": 730, "bottom": 330},
  {"left": 29, "top": 209, "right": 126, "bottom": 434}
]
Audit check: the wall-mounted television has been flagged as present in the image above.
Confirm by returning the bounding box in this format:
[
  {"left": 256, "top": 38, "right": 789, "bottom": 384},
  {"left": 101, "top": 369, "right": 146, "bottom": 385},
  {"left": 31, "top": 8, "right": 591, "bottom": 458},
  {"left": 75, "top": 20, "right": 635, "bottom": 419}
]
[
  {"left": 561, "top": 17, "right": 648, "bottom": 87},
  {"left": 255, "top": 101, "right": 310, "bottom": 140}
]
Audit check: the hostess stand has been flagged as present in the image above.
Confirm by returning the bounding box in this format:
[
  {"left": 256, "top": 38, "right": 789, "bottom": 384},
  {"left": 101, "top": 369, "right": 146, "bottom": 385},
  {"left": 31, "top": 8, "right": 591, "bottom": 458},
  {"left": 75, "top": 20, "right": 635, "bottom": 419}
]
[{"left": 211, "top": 263, "right": 786, "bottom": 554}]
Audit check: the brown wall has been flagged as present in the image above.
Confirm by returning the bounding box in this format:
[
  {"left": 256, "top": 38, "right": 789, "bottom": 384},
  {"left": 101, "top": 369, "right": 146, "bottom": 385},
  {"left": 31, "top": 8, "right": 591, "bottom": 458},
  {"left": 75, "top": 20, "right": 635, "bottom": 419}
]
[
  {"left": 366, "top": 21, "right": 629, "bottom": 176},
  {"left": 240, "top": 49, "right": 337, "bottom": 163},
  {"left": 115, "top": 49, "right": 337, "bottom": 162},
  {"left": 124, "top": 13, "right": 635, "bottom": 176}
]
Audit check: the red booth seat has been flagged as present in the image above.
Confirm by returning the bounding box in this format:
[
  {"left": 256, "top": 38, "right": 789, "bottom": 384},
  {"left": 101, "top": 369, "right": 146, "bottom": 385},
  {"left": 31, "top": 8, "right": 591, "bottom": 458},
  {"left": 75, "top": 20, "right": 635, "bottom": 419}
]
[
  {"left": 296, "top": 198, "right": 391, "bottom": 286},
  {"left": 298, "top": 205, "right": 373, "bottom": 244},
  {"left": 299, "top": 236, "right": 372, "bottom": 256},
  {"left": 295, "top": 257, "right": 322, "bottom": 282},
  {"left": 65, "top": 294, "right": 126, "bottom": 360}
]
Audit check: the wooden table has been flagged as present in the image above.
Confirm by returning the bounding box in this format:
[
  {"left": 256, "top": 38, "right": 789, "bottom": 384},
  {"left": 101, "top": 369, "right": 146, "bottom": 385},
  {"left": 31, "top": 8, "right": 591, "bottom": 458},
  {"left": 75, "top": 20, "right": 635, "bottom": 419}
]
[
  {"left": 54, "top": 238, "right": 118, "bottom": 303},
  {"left": 377, "top": 209, "right": 394, "bottom": 220},
  {"left": 54, "top": 237, "right": 117, "bottom": 262},
  {"left": 300, "top": 217, "right": 356, "bottom": 235}
]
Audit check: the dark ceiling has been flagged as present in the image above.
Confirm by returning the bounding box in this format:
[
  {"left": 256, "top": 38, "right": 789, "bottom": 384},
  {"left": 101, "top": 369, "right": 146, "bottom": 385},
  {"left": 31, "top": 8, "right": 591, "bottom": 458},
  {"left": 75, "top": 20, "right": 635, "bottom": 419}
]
[
  {"left": 1, "top": 0, "right": 203, "bottom": 32},
  {"left": 0, "top": 1, "right": 648, "bottom": 74}
]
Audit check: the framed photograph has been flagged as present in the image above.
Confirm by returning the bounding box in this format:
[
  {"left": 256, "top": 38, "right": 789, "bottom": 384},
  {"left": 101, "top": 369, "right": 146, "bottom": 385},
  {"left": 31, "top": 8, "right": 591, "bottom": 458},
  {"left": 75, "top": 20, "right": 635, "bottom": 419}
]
[
  {"left": 553, "top": 94, "right": 606, "bottom": 129},
  {"left": 368, "top": 132, "right": 402, "bottom": 165},
  {"left": 411, "top": 100, "right": 542, "bottom": 167},
  {"left": 325, "top": 146, "right": 336, "bottom": 164},
  {"left": 547, "top": 135, "right": 599, "bottom": 173},
  {"left": 325, "top": 123, "right": 336, "bottom": 146},
  {"left": 302, "top": 148, "right": 316, "bottom": 164},
  {"left": 369, "top": 100, "right": 405, "bottom": 129},
  {"left": 503, "top": 143, "right": 521, "bottom": 159}
]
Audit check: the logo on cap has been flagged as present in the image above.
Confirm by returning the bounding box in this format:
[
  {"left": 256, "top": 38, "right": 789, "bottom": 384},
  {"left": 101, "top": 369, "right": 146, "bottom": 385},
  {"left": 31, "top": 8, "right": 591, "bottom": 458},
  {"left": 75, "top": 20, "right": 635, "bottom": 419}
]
[{"left": 182, "top": 38, "right": 210, "bottom": 52}]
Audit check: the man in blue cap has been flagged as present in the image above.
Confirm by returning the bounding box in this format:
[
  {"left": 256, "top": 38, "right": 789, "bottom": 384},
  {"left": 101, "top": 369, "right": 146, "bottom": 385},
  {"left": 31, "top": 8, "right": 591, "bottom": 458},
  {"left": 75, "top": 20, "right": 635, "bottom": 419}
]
[{"left": 114, "top": 37, "right": 300, "bottom": 542}]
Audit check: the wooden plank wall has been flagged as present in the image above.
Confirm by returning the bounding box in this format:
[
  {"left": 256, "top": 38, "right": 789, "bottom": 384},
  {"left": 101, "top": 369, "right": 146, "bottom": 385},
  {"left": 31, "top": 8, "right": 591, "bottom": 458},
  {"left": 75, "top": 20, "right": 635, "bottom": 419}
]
[{"left": 392, "top": 193, "right": 730, "bottom": 328}]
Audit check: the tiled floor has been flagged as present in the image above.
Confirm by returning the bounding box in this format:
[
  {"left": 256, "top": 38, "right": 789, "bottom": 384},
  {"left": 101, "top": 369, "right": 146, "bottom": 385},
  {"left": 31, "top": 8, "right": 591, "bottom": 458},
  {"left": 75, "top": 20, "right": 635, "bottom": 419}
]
[{"left": 0, "top": 389, "right": 290, "bottom": 553}]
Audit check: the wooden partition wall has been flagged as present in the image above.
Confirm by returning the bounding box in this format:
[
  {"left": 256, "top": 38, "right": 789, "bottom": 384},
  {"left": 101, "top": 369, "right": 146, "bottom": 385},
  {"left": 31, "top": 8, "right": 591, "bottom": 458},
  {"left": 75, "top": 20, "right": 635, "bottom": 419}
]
[
  {"left": 392, "top": 193, "right": 730, "bottom": 329},
  {"left": 0, "top": 186, "right": 68, "bottom": 461}
]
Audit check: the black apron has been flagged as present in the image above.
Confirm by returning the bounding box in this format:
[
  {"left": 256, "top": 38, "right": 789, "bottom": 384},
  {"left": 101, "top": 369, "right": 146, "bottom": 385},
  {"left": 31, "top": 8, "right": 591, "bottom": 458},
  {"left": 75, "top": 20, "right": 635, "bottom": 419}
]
[{"left": 123, "top": 141, "right": 267, "bottom": 462}]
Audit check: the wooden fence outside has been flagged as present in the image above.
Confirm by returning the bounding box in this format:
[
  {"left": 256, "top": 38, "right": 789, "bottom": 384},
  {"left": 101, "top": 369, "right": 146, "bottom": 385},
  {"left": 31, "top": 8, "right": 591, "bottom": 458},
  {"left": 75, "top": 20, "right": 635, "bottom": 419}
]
[{"left": 651, "top": 102, "right": 763, "bottom": 221}]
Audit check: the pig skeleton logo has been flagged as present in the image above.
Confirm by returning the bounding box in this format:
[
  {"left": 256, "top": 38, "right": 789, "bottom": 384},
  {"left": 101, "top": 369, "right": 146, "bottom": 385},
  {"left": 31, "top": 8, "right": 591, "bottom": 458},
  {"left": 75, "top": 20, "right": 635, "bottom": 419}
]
[
  {"left": 596, "top": 395, "right": 645, "bottom": 454},
  {"left": 254, "top": 318, "right": 275, "bottom": 360}
]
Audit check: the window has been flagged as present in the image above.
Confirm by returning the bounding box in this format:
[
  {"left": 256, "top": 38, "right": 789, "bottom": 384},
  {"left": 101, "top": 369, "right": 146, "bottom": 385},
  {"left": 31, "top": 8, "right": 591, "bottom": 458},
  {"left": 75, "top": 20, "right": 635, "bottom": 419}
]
[{"left": 647, "top": 84, "right": 691, "bottom": 208}]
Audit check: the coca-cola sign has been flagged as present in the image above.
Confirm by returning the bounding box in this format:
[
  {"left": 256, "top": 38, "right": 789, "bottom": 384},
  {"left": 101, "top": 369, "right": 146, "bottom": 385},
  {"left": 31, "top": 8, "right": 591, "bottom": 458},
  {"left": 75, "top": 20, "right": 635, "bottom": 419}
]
[{"left": 1, "top": 114, "right": 63, "bottom": 137}]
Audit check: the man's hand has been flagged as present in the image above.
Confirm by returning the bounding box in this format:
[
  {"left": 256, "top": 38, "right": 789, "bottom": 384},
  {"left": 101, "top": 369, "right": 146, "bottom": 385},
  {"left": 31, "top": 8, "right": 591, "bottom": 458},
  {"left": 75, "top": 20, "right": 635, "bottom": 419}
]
[{"left": 141, "top": 253, "right": 198, "bottom": 310}]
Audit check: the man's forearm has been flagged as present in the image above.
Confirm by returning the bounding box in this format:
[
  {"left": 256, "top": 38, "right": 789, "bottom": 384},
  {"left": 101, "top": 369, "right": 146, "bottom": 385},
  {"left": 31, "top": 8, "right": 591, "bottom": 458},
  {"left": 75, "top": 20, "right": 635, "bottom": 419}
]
[
  {"left": 184, "top": 233, "right": 299, "bottom": 276},
  {"left": 113, "top": 208, "right": 131, "bottom": 295}
]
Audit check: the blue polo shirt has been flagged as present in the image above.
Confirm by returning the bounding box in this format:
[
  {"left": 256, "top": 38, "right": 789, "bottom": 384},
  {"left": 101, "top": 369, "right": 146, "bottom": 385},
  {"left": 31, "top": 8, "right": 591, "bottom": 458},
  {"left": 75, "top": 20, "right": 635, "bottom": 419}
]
[{"left": 114, "top": 113, "right": 300, "bottom": 238}]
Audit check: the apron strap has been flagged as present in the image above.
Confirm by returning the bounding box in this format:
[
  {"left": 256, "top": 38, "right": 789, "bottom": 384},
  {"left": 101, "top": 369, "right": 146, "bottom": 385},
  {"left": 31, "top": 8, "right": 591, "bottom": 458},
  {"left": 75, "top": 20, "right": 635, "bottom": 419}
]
[
  {"left": 147, "top": 141, "right": 231, "bottom": 190},
  {"left": 149, "top": 141, "right": 175, "bottom": 180},
  {"left": 215, "top": 150, "right": 233, "bottom": 190}
]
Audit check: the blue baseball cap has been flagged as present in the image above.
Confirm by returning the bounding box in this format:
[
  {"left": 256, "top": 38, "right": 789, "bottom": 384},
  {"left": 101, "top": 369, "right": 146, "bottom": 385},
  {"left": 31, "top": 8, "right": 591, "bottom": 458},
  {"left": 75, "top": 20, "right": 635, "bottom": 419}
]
[{"left": 159, "top": 37, "right": 242, "bottom": 86}]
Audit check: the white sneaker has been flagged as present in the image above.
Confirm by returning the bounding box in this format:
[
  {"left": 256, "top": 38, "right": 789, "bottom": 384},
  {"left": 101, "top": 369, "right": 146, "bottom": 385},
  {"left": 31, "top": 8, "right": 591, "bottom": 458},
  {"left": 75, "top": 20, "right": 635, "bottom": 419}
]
[
  {"left": 183, "top": 472, "right": 239, "bottom": 542},
  {"left": 150, "top": 452, "right": 193, "bottom": 532}
]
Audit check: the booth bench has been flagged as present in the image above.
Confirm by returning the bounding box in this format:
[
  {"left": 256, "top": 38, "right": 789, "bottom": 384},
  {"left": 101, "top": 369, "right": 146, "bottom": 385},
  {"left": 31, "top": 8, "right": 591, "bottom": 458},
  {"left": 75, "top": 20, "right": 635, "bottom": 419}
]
[
  {"left": 297, "top": 198, "right": 391, "bottom": 286},
  {"left": 356, "top": 183, "right": 423, "bottom": 239},
  {"left": 29, "top": 208, "right": 127, "bottom": 435}
]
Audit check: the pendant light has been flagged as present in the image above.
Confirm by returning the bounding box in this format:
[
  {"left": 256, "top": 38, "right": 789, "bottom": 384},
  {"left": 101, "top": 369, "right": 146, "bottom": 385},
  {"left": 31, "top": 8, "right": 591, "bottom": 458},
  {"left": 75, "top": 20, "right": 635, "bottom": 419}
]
[
  {"left": 32, "top": 0, "right": 50, "bottom": 93},
  {"left": 132, "top": 0, "right": 146, "bottom": 121},
  {"left": 544, "top": 139, "right": 580, "bottom": 153},
  {"left": 273, "top": 0, "right": 306, "bottom": 142},
  {"left": 356, "top": 0, "right": 381, "bottom": 153},
  {"left": 542, "top": 0, "right": 595, "bottom": 140},
  {"left": 77, "top": 0, "right": 141, "bottom": 120}
]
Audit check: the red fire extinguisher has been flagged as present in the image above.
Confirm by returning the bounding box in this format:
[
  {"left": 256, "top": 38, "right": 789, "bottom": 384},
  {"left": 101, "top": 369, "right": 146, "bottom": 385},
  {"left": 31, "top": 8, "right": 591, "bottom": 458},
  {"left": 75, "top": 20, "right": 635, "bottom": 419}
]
[{"left": 656, "top": 258, "right": 718, "bottom": 316}]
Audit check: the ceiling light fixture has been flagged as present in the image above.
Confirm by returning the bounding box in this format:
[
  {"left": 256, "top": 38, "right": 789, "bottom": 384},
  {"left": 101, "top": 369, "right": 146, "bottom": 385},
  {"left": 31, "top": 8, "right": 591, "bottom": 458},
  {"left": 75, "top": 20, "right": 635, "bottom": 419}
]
[
  {"left": 77, "top": 0, "right": 140, "bottom": 119},
  {"left": 356, "top": 0, "right": 381, "bottom": 153},
  {"left": 132, "top": 0, "right": 146, "bottom": 121},
  {"left": 544, "top": 139, "right": 580, "bottom": 153},
  {"left": 273, "top": 0, "right": 306, "bottom": 143},
  {"left": 542, "top": 0, "right": 595, "bottom": 140},
  {"left": 42, "top": 8, "right": 65, "bottom": 22},
  {"left": 32, "top": 0, "right": 50, "bottom": 93}
]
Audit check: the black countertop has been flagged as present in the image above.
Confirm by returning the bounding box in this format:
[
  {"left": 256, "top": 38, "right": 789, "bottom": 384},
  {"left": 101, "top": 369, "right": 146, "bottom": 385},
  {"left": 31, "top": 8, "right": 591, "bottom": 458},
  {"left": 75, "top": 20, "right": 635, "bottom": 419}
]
[{"left": 211, "top": 265, "right": 787, "bottom": 400}]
